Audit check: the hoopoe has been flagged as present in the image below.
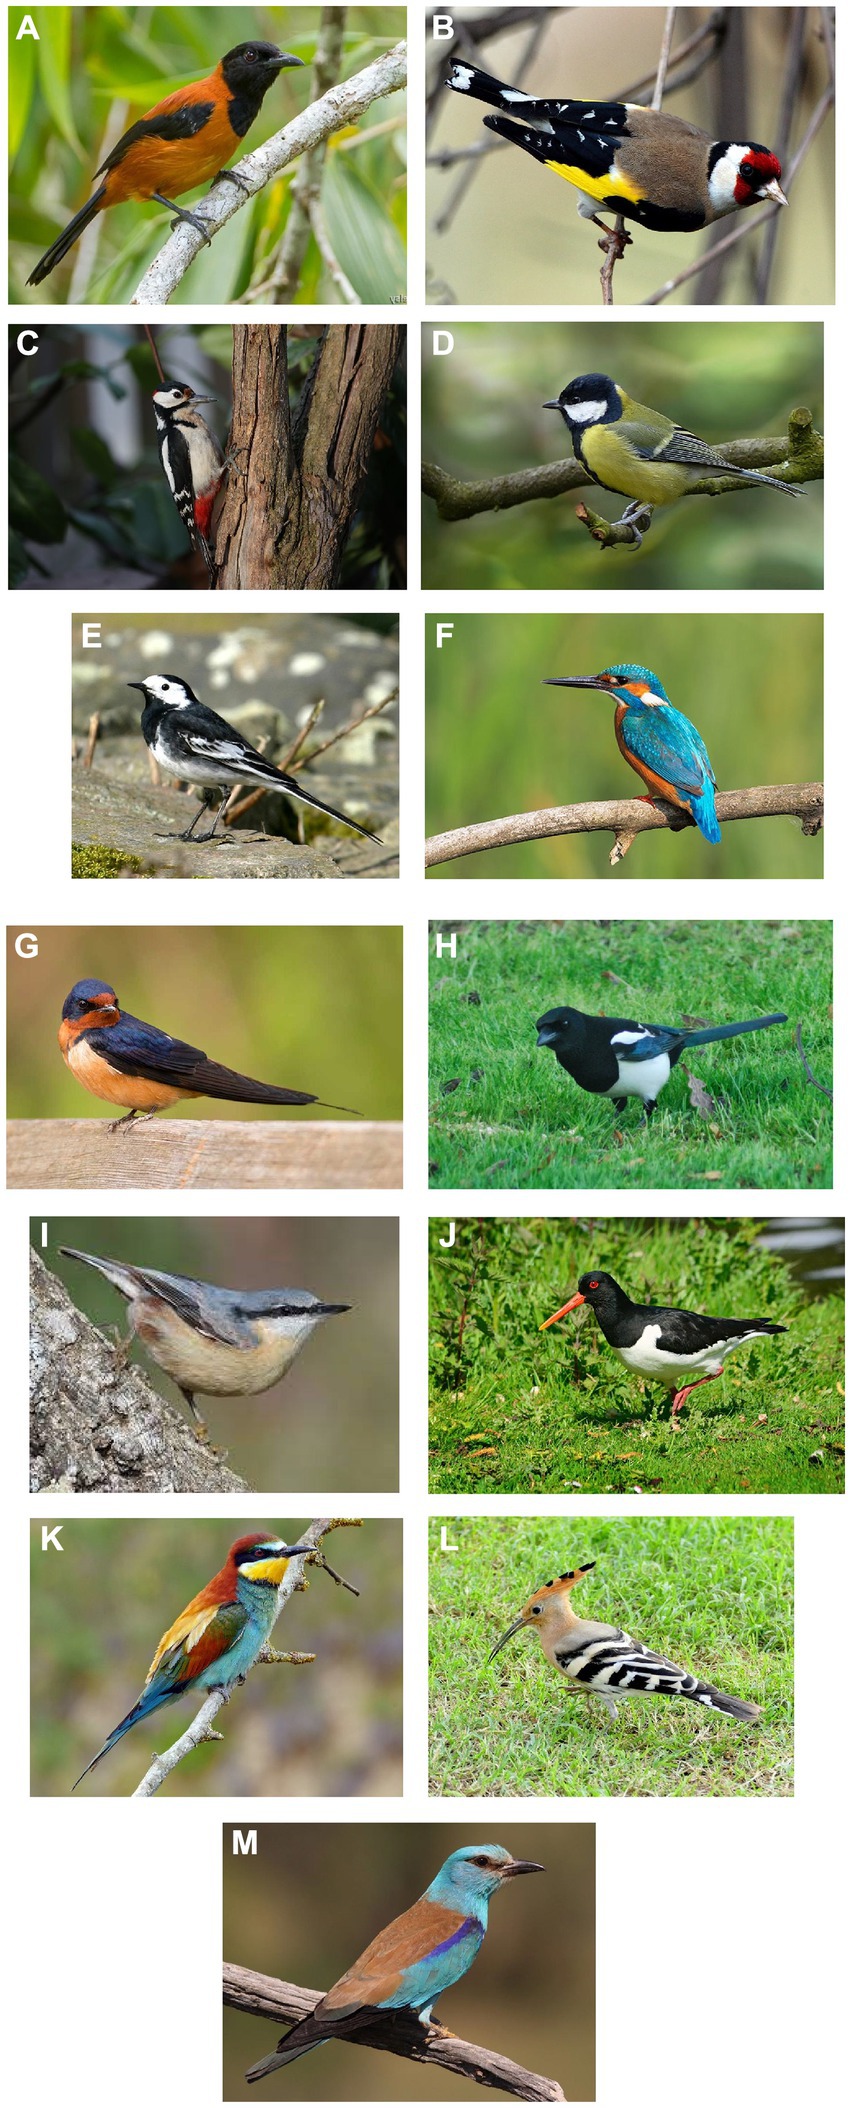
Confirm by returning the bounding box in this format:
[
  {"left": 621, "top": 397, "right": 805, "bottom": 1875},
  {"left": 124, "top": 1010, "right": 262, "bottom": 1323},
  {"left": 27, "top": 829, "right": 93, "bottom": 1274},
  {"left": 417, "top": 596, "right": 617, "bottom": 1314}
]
[{"left": 488, "top": 1562, "right": 760, "bottom": 1723}]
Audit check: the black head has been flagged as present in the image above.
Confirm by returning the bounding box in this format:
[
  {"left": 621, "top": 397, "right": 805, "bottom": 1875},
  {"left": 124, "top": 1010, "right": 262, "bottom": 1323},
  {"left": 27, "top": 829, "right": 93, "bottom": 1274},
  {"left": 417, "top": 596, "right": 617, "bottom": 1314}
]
[
  {"left": 535, "top": 1006, "right": 584, "bottom": 1050},
  {"left": 576, "top": 1272, "right": 622, "bottom": 1305},
  {"left": 219, "top": 42, "right": 304, "bottom": 92},
  {"left": 542, "top": 374, "right": 622, "bottom": 431},
  {"left": 61, "top": 979, "right": 120, "bottom": 1023}
]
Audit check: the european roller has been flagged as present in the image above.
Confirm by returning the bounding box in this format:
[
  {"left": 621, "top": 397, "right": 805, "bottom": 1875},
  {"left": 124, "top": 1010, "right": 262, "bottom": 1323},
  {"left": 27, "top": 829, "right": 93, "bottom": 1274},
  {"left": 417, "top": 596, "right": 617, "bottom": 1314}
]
[
  {"left": 545, "top": 662, "right": 722, "bottom": 843},
  {"left": 72, "top": 1534, "right": 304, "bottom": 1789},
  {"left": 245, "top": 1842, "right": 544, "bottom": 2081}
]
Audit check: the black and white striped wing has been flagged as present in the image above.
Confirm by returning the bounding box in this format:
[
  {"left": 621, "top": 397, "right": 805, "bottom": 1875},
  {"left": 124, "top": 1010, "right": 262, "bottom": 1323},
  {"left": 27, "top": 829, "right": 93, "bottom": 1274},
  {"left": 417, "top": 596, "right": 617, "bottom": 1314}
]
[{"left": 556, "top": 1626, "right": 706, "bottom": 1704}]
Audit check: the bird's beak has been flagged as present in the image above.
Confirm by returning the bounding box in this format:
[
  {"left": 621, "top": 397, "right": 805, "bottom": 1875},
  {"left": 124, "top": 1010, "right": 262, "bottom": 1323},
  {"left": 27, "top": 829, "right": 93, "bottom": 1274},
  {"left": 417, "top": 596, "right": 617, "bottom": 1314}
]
[
  {"left": 542, "top": 399, "right": 562, "bottom": 411},
  {"left": 315, "top": 1302, "right": 351, "bottom": 1316},
  {"left": 126, "top": 682, "right": 146, "bottom": 694},
  {"left": 487, "top": 1613, "right": 528, "bottom": 1662},
  {"left": 280, "top": 53, "right": 306, "bottom": 66},
  {"left": 189, "top": 394, "right": 217, "bottom": 405},
  {"left": 764, "top": 178, "right": 788, "bottom": 207},
  {"left": 540, "top": 1291, "right": 585, "bottom": 1331},
  {"left": 535, "top": 1026, "right": 559, "bottom": 1047},
  {"left": 543, "top": 676, "right": 611, "bottom": 693},
  {"left": 499, "top": 1858, "right": 546, "bottom": 1878}
]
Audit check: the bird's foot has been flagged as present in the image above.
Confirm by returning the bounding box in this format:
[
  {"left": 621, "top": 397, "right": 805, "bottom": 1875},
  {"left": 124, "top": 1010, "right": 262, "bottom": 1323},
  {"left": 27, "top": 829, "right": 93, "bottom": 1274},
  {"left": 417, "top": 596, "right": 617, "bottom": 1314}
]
[
  {"left": 106, "top": 1109, "right": 155, "bottom": 1134},
  {"left": 154, "top": 823, "right": 223, "bottom": 844},
  {"left": 591, "top": 212, "right": 632, "bottom": 248},
  {"left": 427, "top": 2023, "right": 456, "bottom": 2039},
  {"left": 169, "top": 206, "right": 213, "bottom": 245},
  {"left": 216, "top": 168, "right": 252, "bottom": 195},
  {"left": 617, "top": 500, "right": 654, "bottom": 547}
]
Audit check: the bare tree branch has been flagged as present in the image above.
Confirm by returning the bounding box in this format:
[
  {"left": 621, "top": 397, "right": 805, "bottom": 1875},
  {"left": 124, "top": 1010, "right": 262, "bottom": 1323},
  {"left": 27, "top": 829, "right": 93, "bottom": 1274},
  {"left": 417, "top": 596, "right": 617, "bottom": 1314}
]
[
  {"left": 425, "top": 782, "right": 824, "bottom": 868},
  {"left": 133, "top": 1519, "right": 363, "bottom": 1797},
  {"left": 129, "top": 40, "right": 407, "bottom": 304},
  {"left": 224, "top": 1961, "right": 565, "bottom": 2100}
]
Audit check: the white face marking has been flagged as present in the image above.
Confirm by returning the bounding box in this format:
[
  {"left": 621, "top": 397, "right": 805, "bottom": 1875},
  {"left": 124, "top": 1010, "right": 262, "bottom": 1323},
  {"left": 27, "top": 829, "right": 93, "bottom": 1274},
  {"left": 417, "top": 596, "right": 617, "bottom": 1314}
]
[
  {"left": 565, "top": 397, "right": 610, "bottom": 424},
  {"left": 146, "top": 676, "right": 189, "bottom": 705},
  {"left": 707, "top": 146, "right": 743, "bottom": 216}
]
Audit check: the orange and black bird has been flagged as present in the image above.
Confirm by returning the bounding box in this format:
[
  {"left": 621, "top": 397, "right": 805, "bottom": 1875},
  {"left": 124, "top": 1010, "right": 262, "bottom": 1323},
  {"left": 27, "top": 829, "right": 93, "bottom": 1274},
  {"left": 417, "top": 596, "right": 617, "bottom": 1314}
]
[
  {"left": 59, "top": 978, "right": 360, "bottom": 1130},
  {"left": 27, "top": 42, "right": 304, "bottom": 286}
]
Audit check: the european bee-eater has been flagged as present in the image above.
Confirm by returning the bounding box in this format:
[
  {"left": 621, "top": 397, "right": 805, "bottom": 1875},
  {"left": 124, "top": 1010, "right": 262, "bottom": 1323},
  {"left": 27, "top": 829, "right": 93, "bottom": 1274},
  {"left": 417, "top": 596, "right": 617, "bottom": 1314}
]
[
  {"left": 245, "top": 1842, "right": 544, "bottom": 2080},
  {"left": 72, "top": 1533, "right": 304, "bottom": 1789}
]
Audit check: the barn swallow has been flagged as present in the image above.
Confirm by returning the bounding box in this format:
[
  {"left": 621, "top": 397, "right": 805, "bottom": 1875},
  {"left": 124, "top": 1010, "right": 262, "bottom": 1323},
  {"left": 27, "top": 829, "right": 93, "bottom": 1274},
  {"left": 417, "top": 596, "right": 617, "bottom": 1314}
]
[
  {"left": 58, "top": 979, "right": 360, "bottom": 1130},
  {"left": 60, "top": 1245, "right": 350, "bottom": 1430}
]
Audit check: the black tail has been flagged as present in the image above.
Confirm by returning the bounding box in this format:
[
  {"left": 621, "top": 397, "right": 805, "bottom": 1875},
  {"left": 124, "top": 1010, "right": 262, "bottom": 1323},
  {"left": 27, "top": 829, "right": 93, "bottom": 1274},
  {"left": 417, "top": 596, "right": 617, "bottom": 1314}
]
[
  {"left": 681, "top": 1013, "right": 787, "bottom": 1048},
  {"left": 444, "top": 62, "right": 515, "bottom": 112},
  {"left": 696, "top": 1685, "right": 761, "bottom": 1723},
  {"left": 280, "top": 777, "right": 382, "bottom": 846},
  {"left": 27, "top": 185, "right": 107, "bottom": 285}
]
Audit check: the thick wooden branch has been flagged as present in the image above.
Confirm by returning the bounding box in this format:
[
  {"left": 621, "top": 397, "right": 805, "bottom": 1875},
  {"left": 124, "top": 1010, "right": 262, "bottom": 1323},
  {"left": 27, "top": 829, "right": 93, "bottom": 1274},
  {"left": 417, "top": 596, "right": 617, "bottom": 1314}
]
[
  {"left": 7, "top": 1120, "right": 402, "bottom": 1191},
  {"left": 129, "top": 41, "right": 408, "bottom": 304},
  {"left": 215, "top": 323, "right": 403, "bottom": 589},
  {"left": 422, "top": 409, "right": 823, "bottom": 524},
  {"left": 426, "top": 782, "right": 825, "bottom": 867},
  {"left": 134, "top": 1519, "right": 362, "bottom": 1797},
  {"left": 224, "top": 1962, "right": 565, "bottom": 2100},
  {"left": 29, "top": 1248, "right": 247, "bottom": 1494}
]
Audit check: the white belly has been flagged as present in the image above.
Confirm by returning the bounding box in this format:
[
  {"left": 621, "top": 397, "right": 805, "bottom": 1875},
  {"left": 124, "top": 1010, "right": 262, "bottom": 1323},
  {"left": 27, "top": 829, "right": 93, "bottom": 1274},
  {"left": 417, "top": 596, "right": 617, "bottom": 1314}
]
[
  {"left": 617, "top": 1323, "right": 746, "bottom": 1387},
  {"left": 604, "top": 1050, "right": 672, "bottom": 1104}
]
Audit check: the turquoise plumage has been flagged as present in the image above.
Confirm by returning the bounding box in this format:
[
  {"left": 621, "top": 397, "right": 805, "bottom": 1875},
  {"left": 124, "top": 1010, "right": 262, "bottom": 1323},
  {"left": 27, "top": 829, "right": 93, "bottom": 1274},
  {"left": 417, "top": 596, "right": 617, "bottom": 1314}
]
[{"left": 546, "top": 661, "right": 722, "bottom": 844}]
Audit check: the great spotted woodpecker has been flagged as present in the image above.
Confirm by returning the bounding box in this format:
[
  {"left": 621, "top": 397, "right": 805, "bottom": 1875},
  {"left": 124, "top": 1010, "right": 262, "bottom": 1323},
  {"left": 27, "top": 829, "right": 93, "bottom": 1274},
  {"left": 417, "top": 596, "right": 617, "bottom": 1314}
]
[{"left": 152, "top": 382, "right": 225, "bottom": 583}]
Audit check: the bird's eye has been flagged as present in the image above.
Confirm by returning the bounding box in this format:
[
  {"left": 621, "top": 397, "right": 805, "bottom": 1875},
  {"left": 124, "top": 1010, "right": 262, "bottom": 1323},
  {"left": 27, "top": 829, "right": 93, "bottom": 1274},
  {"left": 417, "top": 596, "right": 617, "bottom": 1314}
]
[
  {"left": 245, "top": 46, "right": 257, "bottom": 59},
  {"left": 589, "top": 1279, "right": 599, "bottom": 1290},
  {"left": 472, "top": 1855, "right": 491, "bottom": 1867},
  {"left": 531, "top": 1604, "right": 542, "bottom": 1615}
]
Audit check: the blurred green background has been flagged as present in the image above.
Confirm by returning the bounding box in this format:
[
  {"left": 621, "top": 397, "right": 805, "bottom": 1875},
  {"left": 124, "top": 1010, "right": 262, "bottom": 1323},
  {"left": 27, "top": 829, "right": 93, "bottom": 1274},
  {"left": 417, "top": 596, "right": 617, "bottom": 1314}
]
[
  {"left": 35, "top": 1215, "right": 399, "bottom": 1488},
  {"left": 10, "top": 7, "right": 407, "bottom": 304},
  {"left": 421, "top": 320, "right": 823, "bottom": 589},
  {"left": 223, "top": 1822, "right": 595, "bottom": 2099},
  {"left": 32, "top": 1517, "right": 401, "bottom": 1797},
  {"left": 425, "top": 611, "right": 823, "bottom": 879},
  {"left": 427, "top": 6, "right": 834, "bottom": 307},
  {"left": 7, "top": 925, "right": 403, "bottom": 1121}
]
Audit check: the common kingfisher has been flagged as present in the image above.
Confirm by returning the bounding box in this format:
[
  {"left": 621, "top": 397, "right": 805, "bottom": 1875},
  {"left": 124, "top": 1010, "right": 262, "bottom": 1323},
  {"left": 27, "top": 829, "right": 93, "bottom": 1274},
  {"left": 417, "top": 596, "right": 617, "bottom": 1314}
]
[{"left": 545, "top": 662, "right": 722, "bottom": 844}]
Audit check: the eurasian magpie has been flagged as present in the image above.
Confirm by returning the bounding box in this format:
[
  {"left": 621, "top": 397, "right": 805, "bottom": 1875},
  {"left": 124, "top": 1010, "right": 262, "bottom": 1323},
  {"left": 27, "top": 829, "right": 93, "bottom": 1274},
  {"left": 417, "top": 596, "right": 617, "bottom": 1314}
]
[
  {"left": 540, "top": 1269, "right": 787, "bottom": 1414},
  {"left": 535, "top": 1004, "right": 787, "bottom": 1121},
  {"left": 129, "top": 674, "right": 382, "bottom": 845}
]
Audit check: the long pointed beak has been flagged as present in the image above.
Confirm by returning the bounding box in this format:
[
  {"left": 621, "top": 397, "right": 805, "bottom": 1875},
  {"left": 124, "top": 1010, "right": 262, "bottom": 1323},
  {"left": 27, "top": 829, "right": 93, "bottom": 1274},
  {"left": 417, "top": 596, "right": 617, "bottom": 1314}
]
[
  {"left": 487, "top": 1613, "right": 527, "bottom": 1662},
  {"left": 543, "top": 676, "right": 611, "bottom": 692},
  {"left": 126, "top": 682, "right": 146, "bottom": 694},
  {"left": 500, "top": 1858, "right": 546, "bottom": 1878},
  {"left": 282, "top": 54, "right": 307, "bottom": 66},
  {"left": 764, "top": 178, "right": 788, "bottom": 207},
  {"left": 542, "top": 399, "right": 562, "bottom": 411},
  {"left": 540, "top": 1291, "right": 585, "bottom": 1331}
]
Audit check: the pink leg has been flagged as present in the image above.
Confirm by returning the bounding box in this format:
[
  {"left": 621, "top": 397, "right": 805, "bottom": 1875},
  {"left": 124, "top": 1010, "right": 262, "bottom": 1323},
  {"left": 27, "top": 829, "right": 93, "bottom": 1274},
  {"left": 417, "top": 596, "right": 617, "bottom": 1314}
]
[{"left": 670, "top": 1372, "right": 722, "bottom": 1414}]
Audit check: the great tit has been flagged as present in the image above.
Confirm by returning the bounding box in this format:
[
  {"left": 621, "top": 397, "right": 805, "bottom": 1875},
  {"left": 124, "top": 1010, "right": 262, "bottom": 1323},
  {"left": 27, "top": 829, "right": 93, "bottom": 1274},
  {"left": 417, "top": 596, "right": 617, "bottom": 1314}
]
[
  {"left": 544, "top": 373, "right": 801, "bottom": 540},
  {"left": 445, "top": 62, "right": 787, "bottom": 239}
]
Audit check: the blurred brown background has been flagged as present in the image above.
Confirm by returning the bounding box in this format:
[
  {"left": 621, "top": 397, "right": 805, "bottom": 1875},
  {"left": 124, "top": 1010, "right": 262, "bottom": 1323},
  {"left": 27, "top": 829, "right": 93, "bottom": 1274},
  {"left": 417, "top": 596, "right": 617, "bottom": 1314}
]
[
  {"left": 34, "top": 1216, "right": 398, "bottom": 1488},
  {"left": 223, "top": 1822, "right": 595, "bottom": 2099},
  {"left": 31, "top": 1518, "right": 402, "bottom": 1798}
]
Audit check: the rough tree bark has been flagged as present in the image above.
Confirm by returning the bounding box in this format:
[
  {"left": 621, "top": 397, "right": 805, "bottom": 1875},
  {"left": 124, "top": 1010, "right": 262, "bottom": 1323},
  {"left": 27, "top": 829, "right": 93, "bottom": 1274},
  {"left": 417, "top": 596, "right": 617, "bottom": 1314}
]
[
  {"left": 29, "top": 1249, "right": 247, "bottom": 1494},
  {"left": 215, "top": 324, "right": 404, "bottom": 589}
]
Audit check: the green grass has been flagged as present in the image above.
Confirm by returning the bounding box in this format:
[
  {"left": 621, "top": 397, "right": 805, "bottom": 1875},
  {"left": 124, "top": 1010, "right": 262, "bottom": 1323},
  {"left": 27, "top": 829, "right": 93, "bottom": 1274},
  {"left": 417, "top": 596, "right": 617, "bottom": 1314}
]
[
  {"left": 429, "top": 1216, "right": 844, "bottom": 1494},
  {"left": 429, "top": 1516, "right": 793, "bottom": 1797},
  {"left": 428, "top": 919, "right": 832, "bottom": 1190}
]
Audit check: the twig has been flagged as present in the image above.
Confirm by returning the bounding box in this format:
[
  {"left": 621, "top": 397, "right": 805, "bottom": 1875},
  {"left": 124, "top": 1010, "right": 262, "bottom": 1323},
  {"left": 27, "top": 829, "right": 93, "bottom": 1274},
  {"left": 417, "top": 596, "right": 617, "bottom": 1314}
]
[
  {"left": 433, "top": 12, "right": 550, "bottom": 234},
  {"left": 651, "top": 8, "right": 678, "bottom": 107},
  {"left": 223, "top": 692, "right": 395, "bottom": 830},
  {"left": 132, "top": 1519, "right": 362, "bottom": 1797},
  {"left": 795, "top": 1022, "right": 832, "bottom": 1099},
  {"left": 128, "top": 39, "right": 407, "bottom": 304},
  {"left": 754, "top": 8, "right": 807, "bottom": 304},
  {"left": 262, "top": 8, "right": 347, "bottom": 301},
  {"left": 422, "top": 411, "right": 823, "bottom": 525},
  {"left": 82, "top": 713, "right": 100, "bottom": 769},
  {"left": 644, "top": 82, "right": 834, "bottom": 303},
  {"left": 224, "top": 1962, "right": 565, "bottom": 2100},
  {"left": 425, "top": 783, "right": 824, "bottom": 868},
  {"left": 222, "top": 701, "right": 325, "bottom": 827}
]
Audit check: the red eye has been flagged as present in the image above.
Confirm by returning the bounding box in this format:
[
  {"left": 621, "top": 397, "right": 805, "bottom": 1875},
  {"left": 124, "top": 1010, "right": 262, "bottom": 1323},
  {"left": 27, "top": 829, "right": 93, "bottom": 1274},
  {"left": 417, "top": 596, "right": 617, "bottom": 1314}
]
[{"left": 589, "top": 1278, "right": 599, "bottom": 1289}]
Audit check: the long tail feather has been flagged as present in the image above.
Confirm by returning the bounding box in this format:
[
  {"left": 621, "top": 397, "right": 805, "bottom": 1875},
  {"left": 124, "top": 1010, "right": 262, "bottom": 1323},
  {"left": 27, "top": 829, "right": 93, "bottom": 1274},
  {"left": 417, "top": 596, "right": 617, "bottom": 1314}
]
[{"left": 27, "top": 186, "right": 107, "bottom": 285}]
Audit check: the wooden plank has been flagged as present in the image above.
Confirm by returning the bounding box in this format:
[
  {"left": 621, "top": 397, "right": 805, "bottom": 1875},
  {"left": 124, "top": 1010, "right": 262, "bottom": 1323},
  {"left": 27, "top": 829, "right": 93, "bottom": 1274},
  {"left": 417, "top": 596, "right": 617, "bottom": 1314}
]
[{"left": 7, "top": 1120, "right": 402, "bottom": 1191}]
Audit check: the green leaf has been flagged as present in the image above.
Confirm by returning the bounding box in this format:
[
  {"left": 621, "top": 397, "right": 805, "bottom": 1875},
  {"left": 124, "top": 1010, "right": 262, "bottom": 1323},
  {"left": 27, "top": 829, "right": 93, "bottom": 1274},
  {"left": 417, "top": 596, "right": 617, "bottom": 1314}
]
[
  {"left": 35, "top": 8, "right": 84, "bottom": 158},
  {"left": 8, "top": 28, "right": 37, "bottom": 161},
  {"left": 71, "top": 428, "right": 120, "bottom": 489},
  {"left": 320, "top": 155, "right": 406, "bottom": 304},
  {"left": 9, "top": 454, "right": 68, "bottom": 543}
]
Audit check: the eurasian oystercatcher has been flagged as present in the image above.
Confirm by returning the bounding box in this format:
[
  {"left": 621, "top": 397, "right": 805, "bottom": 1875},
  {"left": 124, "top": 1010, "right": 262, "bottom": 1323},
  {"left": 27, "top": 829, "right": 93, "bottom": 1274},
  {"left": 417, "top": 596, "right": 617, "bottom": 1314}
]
[{"left": 540, "top": 1269, "right": 787, "bottom": 1413}]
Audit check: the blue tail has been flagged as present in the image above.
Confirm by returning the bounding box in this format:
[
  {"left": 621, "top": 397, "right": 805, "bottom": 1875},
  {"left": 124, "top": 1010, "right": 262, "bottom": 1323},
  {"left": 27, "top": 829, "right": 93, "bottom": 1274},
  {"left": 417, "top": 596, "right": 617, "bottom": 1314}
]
[
  {"left": 72, "top": 1686, "right": 169, "bottom": 1790},
  {"left": 682, "top": 1013, "right": 787, "bottom": 1048},
  {"left": 687, "top": 783, "right": 721, "bottom": 845}
]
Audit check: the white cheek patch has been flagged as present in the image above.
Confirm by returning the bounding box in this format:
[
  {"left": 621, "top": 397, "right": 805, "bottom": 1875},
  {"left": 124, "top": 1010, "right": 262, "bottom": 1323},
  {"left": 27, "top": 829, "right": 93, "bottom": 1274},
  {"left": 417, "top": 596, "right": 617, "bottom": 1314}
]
[
  {"left": 707, "top": 147, "right": 741, "bottom": 210},
  {"left": 565, "top": 397, "right": 611, "bottom": 424}
]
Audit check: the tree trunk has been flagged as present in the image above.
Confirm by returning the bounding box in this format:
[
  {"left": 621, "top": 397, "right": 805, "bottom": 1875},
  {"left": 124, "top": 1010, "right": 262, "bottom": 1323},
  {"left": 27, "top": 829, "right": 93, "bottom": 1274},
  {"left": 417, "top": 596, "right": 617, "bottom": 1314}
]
[
  {"left": 215, "top": 323, "right": 404, "bottom": 589},
  {"left": 29, "top": 1249, "right": 248, "bottom": 1494}
]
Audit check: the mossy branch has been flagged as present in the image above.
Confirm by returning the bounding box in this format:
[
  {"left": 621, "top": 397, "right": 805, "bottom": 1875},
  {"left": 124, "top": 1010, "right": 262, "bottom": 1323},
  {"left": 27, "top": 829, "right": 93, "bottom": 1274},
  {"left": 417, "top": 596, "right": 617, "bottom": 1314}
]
[{"left": 422, "top": 408, "right": 823, "bottom": 535}]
